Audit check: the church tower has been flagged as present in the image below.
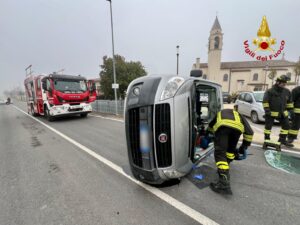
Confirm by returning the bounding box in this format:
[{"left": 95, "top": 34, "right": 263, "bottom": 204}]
[{"left": 207, "top": 16, "right": 223, "bottom": 82}]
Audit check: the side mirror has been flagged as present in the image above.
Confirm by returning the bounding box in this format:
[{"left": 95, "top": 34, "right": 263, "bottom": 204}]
[
  {"left": 90, "top": 83, "right": 96, "bottom": 92},
  {"left": 190, "top": 70, "right": 203, "bottom": 77}
]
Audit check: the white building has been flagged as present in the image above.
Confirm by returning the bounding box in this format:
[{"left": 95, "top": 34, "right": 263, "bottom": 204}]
[{"left": 192, "top": 17, "right": 298, "bottom": 93}]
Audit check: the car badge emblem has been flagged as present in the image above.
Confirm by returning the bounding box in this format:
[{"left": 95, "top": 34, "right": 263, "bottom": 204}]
[{"left": 158, "top": 133, "right": 168, "bottom": 143}]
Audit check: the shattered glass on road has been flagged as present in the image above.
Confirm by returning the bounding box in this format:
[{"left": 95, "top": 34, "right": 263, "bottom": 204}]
[{"left": 265, "top": 150, "right": 300, "bottom": 175}]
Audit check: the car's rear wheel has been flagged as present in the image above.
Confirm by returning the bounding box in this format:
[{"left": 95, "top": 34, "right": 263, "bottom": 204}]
[{"left": 251, "top": 111, "right": 259, "bottom": 124}]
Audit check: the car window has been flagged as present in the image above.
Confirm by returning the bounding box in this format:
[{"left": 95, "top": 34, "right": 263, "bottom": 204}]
[
  {"left": 244, "top": 93, "right": 253, "bottom": 103},
  {"left": 238, "top": 93, "right": 245, "bottom": 101},
  {"left": 253, "top": 92, "right": 264, "bottom": 102}
]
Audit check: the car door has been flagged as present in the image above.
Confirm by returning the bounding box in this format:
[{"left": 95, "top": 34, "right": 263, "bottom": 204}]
[
  {"left": 243, "top": 93, "right": 254, "bottom": 117},
  {"left": 236, "top": 93, "right": 246, "bottom": 115}
]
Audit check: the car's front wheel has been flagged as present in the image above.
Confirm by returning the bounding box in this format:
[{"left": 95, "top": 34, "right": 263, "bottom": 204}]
[{"left": 251, "top": 111, "right": 259, "bottom": 124}]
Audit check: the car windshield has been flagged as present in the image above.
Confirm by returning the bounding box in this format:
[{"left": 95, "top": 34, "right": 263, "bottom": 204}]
[
  {"left": 54, "top": 79, "right": 87, "bottom": 93},
  {"left": 253, "top": 92, "right": 264, "bottom": 102}
]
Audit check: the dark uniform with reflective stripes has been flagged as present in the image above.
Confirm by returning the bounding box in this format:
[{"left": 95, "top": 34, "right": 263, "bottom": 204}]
[
  {"left": 208, "top": 108, "right": 253, "bottom": 195},
  {"left": 263, "top": 77, "right": 293, "bottom": 145},
  {"left": 288, "top": 86, "right": 300, "bottom": 142}
]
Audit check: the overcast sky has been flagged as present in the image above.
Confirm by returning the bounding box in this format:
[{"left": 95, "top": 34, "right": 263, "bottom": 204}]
[{"left": 1, "top": 0, "right": 299, "bottom": 95}]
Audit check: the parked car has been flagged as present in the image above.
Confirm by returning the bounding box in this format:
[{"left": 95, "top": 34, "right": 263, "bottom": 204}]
[
  {"left": 222, "top": 92, "right": 231, "bottom": 103},
  {"left": 234, "top": 91, "right": 265, "bottom": 123},
  {"left": 0, "top": 99, "right": 6, "bottom": 105}
]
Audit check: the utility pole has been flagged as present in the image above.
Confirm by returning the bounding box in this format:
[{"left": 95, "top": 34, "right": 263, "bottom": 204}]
[
  {"left": 107, "top": 0, "right": 118, "bottom": 115},
  {"left": 176, "top": 45, "right": 179, "bottom": 75}
]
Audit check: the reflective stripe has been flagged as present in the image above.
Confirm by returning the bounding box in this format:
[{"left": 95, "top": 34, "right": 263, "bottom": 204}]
[
  {"left": 289, "top": 130, "right": 299, "bottom": 135},
  {"left": 286, "top": 103, "right": 294, "bottom": 108},
  {"left": 271, "top": 111, "right": 279, "bottom": 117},
  {"left": 208, "top": 127, "right": 213, "bottom": 132},
  {"left": 283, "top": 110, "right": 288, "bottom": 117},
  {"left": 243, "top": 134, "right": 253, "bottom": 142},
  {"left": 264, "top": 140, "right": 281, "bottom": 145},
  {"left": 294, "top": 108, "right": 300, "bottom": 114},
  {"left": 264, "top": 129, "right": 271, "bottom": 134},
  {"left": 226, "top": 152, "right": 235, "bottom": 160},
  {"left": 213, "top": 111, "right": 245, "bottom": 133},
  {"left": 280, "top": 129, "right": 288, "bottom": 135},
  {"left": 263, "top": 102, "right": 269, "bottom": 107},
  {"left": 216, "top": 161, "right": 229, "bottom": 170}
]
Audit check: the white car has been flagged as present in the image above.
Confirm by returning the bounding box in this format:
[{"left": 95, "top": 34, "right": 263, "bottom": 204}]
[
  {"left": 0, "top": 99, "right": 6, "bottom": 105},
  {"left": 235, "top": 91, "right": 265, "bottom": 123}
]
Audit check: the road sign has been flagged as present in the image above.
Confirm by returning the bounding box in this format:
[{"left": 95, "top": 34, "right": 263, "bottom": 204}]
[{"left": 112, "top": 83, "right": 119, "bottom": 89}]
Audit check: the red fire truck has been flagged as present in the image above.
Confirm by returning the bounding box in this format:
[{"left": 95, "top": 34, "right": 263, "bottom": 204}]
[{"left": 24, "top": 73, "right": 96, "bottom": 121}]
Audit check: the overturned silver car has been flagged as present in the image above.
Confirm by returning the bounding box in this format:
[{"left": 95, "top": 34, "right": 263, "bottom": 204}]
[{"left": 125, "top": 72, "right": 222, "bottom": 184}]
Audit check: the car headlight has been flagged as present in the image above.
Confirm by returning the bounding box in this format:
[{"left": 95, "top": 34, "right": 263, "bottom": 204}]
[{"left": 160, "top": 77, "right": 185, "bottom": 101}]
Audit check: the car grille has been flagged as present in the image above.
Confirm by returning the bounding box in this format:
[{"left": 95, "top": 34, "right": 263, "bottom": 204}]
[
  {"left": 155, "top": 104, "right": 172, "bottom": 167},
  {"left": 127, "top": 103, "right": 172, "bottom": 169}
]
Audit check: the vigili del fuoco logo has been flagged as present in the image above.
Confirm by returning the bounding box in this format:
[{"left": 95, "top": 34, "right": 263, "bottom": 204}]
[{"left": 244, "top": 16, "right": 285, "bottom": 61}]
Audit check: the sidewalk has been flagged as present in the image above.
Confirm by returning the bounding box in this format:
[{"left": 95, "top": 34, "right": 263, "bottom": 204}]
[{"left": 223, "top": 103, "right": 300, "bottom": 151}]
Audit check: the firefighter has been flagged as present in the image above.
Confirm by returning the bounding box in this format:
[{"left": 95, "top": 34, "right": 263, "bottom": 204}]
[
  {"left": 288, "top": 85, "right": 300, "bottom": 143},
  {"left": 263, "top": 75, "right": 294, "bottom": 147},
  {"left": 207, "top": 106, "right": 253, "bottom": 195}
]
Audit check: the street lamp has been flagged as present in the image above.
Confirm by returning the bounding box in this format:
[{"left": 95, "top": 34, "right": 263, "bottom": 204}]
[
  {"left": 264, "top": 65, "right": 269, "bottom": 91},
  {"left": 107, "top": 0, "right": 118, "bottom": 115},
  {"left": 176, "top": 45, "right": 179, "bottom": 75}
]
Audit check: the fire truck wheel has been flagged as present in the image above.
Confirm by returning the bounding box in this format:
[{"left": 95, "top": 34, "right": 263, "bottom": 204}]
[
  {"left": 44, "top": 106, "right": 54, "bottom": 122},
  {"left": 80, "top": 113, "right": 88, "bottom": 118},
  {"left": 30, "top": 105, "right": 37, "bottom": 117}
]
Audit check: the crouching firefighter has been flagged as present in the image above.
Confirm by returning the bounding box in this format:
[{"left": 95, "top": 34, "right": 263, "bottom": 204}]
[
  {"left": 263, "top": 75, "right": 294, "bottom": 147},
  {"left": 288, "top": 85, "right": 300, "bottom": 143},
  {"left": 207, "top": 106, "right": 253, "bottom": 195}
]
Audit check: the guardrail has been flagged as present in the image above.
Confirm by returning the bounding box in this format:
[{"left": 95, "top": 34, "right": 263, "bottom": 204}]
[{"left": 91, "top": 100, "right": 125, "bottom": 115}]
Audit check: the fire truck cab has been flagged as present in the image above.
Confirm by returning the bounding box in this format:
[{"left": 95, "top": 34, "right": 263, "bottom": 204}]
[{"left": 24, "top": 73, "right": 96, "bottom": 121}]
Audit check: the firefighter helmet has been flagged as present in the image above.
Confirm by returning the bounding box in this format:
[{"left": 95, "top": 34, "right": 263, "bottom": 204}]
[{"left": 276, "top": 74, "right": 290, "bottom": 83}]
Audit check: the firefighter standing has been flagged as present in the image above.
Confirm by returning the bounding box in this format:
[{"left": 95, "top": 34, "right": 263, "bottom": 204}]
[
  {"left": 263, "top": 75, "right": 294, "bottom": 147},
  {"left": 208, "top": 107, "right": 253, "bottom": 195},
  {"left": 288, "top": 85, "right": 300, "bottom": 143}
]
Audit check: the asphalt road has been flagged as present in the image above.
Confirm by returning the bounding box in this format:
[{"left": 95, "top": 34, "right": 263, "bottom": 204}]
[{"left": 1, "top": 102, "right": 300, "bottom": 225}]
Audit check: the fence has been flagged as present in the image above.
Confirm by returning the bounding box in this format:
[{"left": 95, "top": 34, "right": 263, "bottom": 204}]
[{"left": 91, "top": 100, "right": 125, "bottom": 115}]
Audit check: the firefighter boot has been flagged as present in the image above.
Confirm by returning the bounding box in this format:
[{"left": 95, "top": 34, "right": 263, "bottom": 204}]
[
  {"left": 210, "top": 170, "right": 232, "bottom": 195},
  {"left": 279, "top": 136, "right": 294, "bottom": 148},
  {"left": 287, "top": 137, "right": 295, "bottom": 144}
]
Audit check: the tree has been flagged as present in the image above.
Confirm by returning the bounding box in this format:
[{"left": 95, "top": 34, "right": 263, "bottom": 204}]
[
  {"left": 294, "top": 60, "right": 300, "bottom": 85},
  {"left": 268, "top": 69, "right": 277, "bottom": 85},
  {"left": 99, "top": 55, "right": 147, "bottom": 99}
]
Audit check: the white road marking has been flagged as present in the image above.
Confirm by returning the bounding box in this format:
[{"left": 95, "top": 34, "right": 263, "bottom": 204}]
[
  {"left": 13, "top": 105, "right": 219, "bottom": 225},
  {"left": 89, "top": 114, "right": 124, "bottom": 123}
]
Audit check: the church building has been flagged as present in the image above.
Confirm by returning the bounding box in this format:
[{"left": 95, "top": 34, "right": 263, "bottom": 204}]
[{"left": 192, "top": 17, "right": 298, "bottom": 93}]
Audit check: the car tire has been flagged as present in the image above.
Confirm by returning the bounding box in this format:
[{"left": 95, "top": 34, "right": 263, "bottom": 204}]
[{"left": 251, "top": 111, "right": 259, "bottom": 124}]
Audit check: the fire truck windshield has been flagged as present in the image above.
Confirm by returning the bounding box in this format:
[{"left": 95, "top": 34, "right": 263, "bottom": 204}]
[{"left": 54, "top": 80, "right": 87, "bottom": 93}]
